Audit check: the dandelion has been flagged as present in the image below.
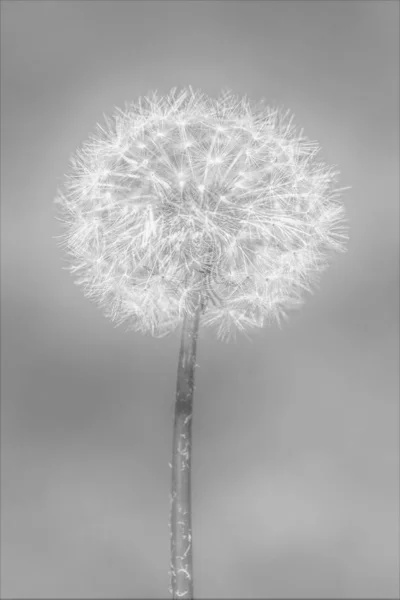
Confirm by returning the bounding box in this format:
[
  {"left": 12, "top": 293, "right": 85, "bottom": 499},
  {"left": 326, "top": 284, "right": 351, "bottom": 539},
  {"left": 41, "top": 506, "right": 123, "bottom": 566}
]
[{"left": 54, "top": 86, "right": 349, "bottom": 599}]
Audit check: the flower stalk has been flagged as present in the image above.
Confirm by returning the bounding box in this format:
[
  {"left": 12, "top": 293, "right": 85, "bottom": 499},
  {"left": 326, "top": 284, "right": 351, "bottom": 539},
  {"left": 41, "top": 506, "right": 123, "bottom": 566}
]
[{"left": 169, "top": 289, "right": 204, "bottom": 599}]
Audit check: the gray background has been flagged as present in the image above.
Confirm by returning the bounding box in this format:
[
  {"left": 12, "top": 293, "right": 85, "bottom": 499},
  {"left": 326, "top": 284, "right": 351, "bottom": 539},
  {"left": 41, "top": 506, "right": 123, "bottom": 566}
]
[{"left": 1, "top": 1, "right": 399, "bottom": 598}]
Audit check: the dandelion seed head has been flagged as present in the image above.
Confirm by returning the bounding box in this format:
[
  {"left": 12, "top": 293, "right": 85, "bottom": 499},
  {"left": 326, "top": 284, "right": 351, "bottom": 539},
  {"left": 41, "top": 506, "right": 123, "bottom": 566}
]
[{"left": 55, "top": 86, "right": 349, "bottom": 342}]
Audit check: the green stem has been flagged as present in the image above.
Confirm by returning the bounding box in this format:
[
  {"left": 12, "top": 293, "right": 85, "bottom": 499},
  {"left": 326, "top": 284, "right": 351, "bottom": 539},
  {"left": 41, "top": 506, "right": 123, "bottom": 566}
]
[{"left": 169, "top": 291, "right": 204, "bottom": 599}]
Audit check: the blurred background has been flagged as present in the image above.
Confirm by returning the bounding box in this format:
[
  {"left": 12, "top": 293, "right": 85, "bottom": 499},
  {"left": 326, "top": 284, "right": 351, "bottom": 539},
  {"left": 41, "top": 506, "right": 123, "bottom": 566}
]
[{"left": 1, "top": 1, "right": 399, "bottom": 598}]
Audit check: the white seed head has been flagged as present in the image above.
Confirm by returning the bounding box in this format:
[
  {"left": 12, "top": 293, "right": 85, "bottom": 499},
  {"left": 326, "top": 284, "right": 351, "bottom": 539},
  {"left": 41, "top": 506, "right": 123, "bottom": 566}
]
[{"left": 54, "top": 86, "right": 349, "bottom": 342}]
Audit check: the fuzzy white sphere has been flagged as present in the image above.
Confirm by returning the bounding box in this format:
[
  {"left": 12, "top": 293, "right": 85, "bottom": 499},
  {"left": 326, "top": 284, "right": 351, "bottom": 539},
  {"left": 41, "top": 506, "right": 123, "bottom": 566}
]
[{"left": 55, "top": 87, "right": 348, "bottom": 341}]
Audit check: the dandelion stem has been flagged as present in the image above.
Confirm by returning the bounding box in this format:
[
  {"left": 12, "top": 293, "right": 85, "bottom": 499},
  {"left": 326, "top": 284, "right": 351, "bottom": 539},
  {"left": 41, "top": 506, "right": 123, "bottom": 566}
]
[{"left": 170, "top": 289, "right": 203, "bottom": 599}]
